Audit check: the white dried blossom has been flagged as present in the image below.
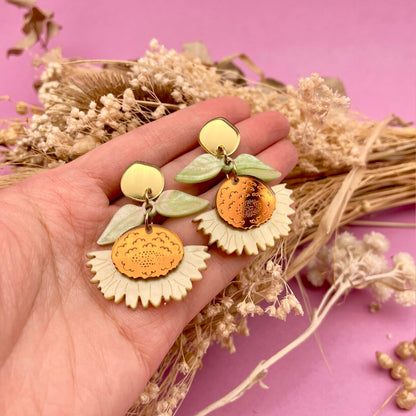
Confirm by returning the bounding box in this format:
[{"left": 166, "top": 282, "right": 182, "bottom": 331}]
[
  {"left": 177, "top": 361, "right": 190, "bottom": 375},
  {"left": 286, "top": 294, "right": 304, "bottom": 316},
  {"left": 306, "top": 267, "right": 327, "bottom": 287},
  {"left": 265, "top": 305, "right": 277, "bottom": 317},
  {"left": 122, "top": 88, "right": 136, "bottom": 111},
  {"left": 363, "top": 231, "right": 390, "bottom": 254},
  {"left": 393, "top": 253, "right": 416, "bottom": 282},
  {"left": 395, "top": 290, "right": 416, "bottom": 307},
  {"left": 307, "top": 231, "right": 415, "bottom": 308},
  {"left": 275, "top": 305, "right": 288, "bottom": 321},
  {"left": 149, "top": 38, "right": 160, "bottom": 51},
  {"left": 138, "top": 382, "right": 160, "bottom": 404},
  {"left": 205, "top": 304, "right": 222, "bottom": 318},
  {"left": 371, "top": 282, "right": 394, "bottom": 303},
  {"left": 152, "top": 104, "right": 166, "bottom": 119}
]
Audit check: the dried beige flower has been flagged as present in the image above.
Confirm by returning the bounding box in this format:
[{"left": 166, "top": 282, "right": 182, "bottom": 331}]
[
  {"left": 307, "top": 231, "right": 416, "bottom": 308},
  {"left": 395, "top": 342, "right": 416, "bottom": 360},
  {"left": 376, "top": 351, "right": 394, "bottom": 370},
  {"left": 403, "top": 377, "right": 416, "bottom": 391},
  {"left": 396, "top": 389, "right": 416, "bottom": 410},
  {"left": 390, "top": 362, "right": 410, "bottom": 380}
]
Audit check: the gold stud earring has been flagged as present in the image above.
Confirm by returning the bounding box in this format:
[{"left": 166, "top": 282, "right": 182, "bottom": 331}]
[
  {"left": 87, "top": 162, "right": 210, "bottom": 308},
  {"left": 175, "top": 117, "right": 294, "bottom": 255}
]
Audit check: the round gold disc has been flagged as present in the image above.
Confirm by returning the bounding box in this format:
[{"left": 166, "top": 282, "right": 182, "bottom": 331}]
[
  {"left": 199, "top": 117, "right": 240, "bottom": 156},
  {"left": 215, "top": 176, "right": 276, "bottom": 230},
  {"left": 111, "top": 225, "right": 184, "bottom": 279},
  {"left": 120, "top": 162, "right": 164, "bottom": 201}
]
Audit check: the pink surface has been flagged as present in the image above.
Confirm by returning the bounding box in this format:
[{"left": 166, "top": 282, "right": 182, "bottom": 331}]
[{"left": 1, "top": 1, "right": 415, "bottom": 415}]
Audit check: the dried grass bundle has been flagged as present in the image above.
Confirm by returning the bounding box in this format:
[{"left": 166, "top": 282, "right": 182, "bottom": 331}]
[{"left": 1, "top": 40, "right": 415, "bottom": 415}]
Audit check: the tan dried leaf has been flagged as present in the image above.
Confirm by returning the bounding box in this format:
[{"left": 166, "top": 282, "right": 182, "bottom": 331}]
[
  {"left": 6, "top": 0, "right": 36, "bottom": 8},
  {"left": 7, "top": 30, "right": 38, "bottom": 56},
  {"left": 46, "top": 20, "right": 61, "bottom": 43},
  {"left": 32, "top": 46, "right": 62, "bottom": 67},
  {"left": 323, "top": 77, "right": 347, "bottom": 96},
  {"left": 7, "top": 5, "right": 61, "bottom": 57},
  {"left": 182, "top": 41, "right": 214, "bottom": 65}
]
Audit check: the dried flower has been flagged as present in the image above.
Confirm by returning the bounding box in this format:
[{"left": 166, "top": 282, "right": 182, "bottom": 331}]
[
  {"left": 390, "top": 362, "right": 409, "bottom": 380},
  {"left": 306, "top": 231, "right": 416, "bottom": 308},
  {"left": 396, "top": 389, "right": 416, "bottom": 410},
  {"left": 395, "top": 342, "right": 416, "bottom": 360},
  {"left": 363, "top": 231, "right": 390, "bottom": 254},
  {"left": 376, "top": 351, "right": 394, "bottom": 369},
  {"left": 404, "top": 377, "right": 416, "bottom": 391},
  {"left": 395, "top": 290, "right": 416, "bottom": 307}
]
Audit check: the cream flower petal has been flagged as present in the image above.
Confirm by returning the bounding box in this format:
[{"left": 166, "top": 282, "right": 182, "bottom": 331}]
[
  {"left": 194, "top": 184, "right": 294, "bottom": 255},
  {"left": 87, "top": 246, "right": 210, "bottom": 308}
]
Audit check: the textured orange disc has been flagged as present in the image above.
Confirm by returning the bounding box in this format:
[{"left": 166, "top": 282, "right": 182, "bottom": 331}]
[
  {"left": 216, "top": 176, "right": 276, "bottom": 230},
  {"left": 111, "top": 225, "right": 184, "bottom": 279}
]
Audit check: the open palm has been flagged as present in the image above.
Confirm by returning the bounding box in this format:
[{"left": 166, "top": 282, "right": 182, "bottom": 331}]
[{"left": 0, "top": 97, "right": 296, "bottom": 416}]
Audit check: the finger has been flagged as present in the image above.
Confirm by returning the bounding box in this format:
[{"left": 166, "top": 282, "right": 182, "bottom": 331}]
[{"left": 70, "top": 97, "right": 251, "bottom": 200}]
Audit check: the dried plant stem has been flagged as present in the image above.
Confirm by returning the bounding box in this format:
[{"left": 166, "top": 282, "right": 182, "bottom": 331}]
[
  {"left": 134, "top": 100, "right": 180, "bottom": 110},
  {"left": 195, "top": 280, "right": 352, "bottom": 416},
  {"left": 350, "top": 220, "right": 415, "bottom": 228},
  {"left": 0, "top": 167, "right": 46, "bottom": 188},
  {"left": 372, "top": 384, "right": 402, "bottom": 416},
  {"left": 64, "top": 59, "right": 138, "bottom": 65}
]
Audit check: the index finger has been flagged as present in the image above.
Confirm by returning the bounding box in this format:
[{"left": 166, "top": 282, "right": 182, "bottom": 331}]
[{"left": 70, "top": 97, "right": 251, "bottom": 200}]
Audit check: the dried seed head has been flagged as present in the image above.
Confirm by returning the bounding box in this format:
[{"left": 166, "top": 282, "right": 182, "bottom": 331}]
[
  {"left": 15, "top": 101, "right": 28, "bottom": 115},
  {"left": 376, "top": 351, "right": 394, "bottom": 369},
  {"left": 395, "top": 341, "right": 416, "bottom": 360},
  {"left": 403, "top": 377, "right": 416, "bottom": 391},
  {"left": 396, "top": 389, "right": 416, "bottom": 410},
  {"left": 390, "top": 362, "right": 410, "bottom": 380}
]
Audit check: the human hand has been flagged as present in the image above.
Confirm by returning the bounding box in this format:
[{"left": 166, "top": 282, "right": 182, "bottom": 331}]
[{"left": 0, "top": 97, "right": 297, "bottom": 415}]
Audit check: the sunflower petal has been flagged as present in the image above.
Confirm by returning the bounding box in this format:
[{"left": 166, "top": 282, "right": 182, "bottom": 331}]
[{"left": 87, "top": 246, "right": 210, "bottom": 308}]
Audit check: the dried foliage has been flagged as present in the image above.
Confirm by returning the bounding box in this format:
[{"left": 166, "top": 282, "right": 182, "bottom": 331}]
[
  {"left": 6, "top": 0, "right": 61, "bottom": 57},
  {"left": 1, "top": 40, "right": 415, "bottom": 416}
]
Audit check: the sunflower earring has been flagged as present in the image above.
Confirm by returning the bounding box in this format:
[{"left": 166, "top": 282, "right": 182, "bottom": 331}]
[
  {"left": 175, "top": 117, "right": 294, "bottom": 255},
  {"left": 87, "top": 162, "right": 210, "bottom": 308}
]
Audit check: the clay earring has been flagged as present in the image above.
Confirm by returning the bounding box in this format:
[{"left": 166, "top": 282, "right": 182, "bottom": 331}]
[
  {"left": 175, "top": 117, "right": 294, "bottom": 255},
  {"left": 87, "top": 162, "right": 210, "bottom": 308}
]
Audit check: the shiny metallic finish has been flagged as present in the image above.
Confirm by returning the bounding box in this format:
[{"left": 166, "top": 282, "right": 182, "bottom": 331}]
[
  {"left": 198, "top": 117, "right": 240, "bottom": 156},
  {"left": 120, "top": 162, "right": 164, "bottom": 201},
  {"left": 215, "top": 176, "right": 276, "bottom": 230},
  {"left": 111, "top": 225, "right": 184, "bottom": 279}
]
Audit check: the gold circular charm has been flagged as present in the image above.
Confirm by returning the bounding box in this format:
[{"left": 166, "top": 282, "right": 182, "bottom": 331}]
[
  {"left": 120, "top": 162, "right": 164, "bottom": 201},
  {"left": 199, "top": 117, "right": 240, "bottom": 156},
  {"left": 216, "top": 176, "right": 276, "bottom": 230},
  {"left": 111, "top": 225, "right": 184, "bottom": 279}
]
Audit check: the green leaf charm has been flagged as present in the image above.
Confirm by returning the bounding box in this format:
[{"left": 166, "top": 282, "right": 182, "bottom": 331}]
[
  {"left": 175, "top": 154, "right": 224, "bottom": 183},
  {"left": 97, "top": 204, "right": 145, "bottom": 245},
  {"left": 235, "top": 154, "right": 281, "bottom": 182},
  {"left": 156, "top": 190, "right": 209, "bottom": 217}
]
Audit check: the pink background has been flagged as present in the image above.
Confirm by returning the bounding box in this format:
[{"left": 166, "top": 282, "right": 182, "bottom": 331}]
[{"left": 1, "top": 1, "right": 415, "bottom": 415}]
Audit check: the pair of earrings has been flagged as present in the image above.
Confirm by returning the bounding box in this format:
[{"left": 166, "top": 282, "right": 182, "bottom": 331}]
[{"left": 87, "top": 118, "right": 294, "bottom": 308}]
